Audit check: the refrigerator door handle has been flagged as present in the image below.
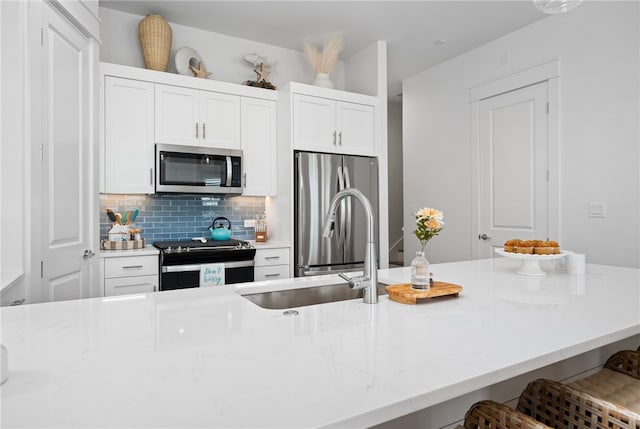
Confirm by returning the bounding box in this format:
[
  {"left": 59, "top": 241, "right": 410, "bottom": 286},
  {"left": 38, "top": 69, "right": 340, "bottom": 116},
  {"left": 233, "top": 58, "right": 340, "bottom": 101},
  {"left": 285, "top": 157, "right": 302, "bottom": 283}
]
[
  {"left": 297, "top": 153, "right": 310, "bottom": 268},
  {"left": 337, "top": 166, "right": 347, "bottom": 248},
  {"left": 343, "top": 166, "right": 353, "bottom": 259}
]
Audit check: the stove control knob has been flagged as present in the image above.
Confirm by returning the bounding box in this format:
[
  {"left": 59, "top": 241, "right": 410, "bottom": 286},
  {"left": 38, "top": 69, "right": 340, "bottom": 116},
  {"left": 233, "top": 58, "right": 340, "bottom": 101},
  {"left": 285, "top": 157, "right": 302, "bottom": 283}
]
[
  {"left": 167, "top": 246, "right": 172, "bottom": 252},
  {"left": 177, "top": 246, "right": 182, "bottom": 252}
]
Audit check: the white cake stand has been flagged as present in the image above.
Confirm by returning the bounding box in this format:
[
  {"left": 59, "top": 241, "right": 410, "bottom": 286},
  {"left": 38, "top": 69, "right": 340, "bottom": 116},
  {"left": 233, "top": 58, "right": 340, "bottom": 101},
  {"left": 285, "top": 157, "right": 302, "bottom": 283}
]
[{"left": 494, "top": 248, "right": 568, "bottom": 277}]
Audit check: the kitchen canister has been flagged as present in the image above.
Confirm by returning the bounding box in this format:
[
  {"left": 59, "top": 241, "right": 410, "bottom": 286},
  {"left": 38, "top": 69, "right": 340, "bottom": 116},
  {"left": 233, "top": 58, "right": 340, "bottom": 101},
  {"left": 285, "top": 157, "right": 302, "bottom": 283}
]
[
  {"left": 138, "top": 14, "right": 172, "bottom": 72},
  {"left": 567, "top": 252, "right": 586, "bottom": 275}
]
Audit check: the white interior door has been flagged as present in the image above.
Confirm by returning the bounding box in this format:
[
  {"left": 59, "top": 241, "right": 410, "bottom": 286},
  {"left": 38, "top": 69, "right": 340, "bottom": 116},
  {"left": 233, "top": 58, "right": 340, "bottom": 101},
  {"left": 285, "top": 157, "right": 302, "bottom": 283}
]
[
  {"left": 477, "top": 81, "right": 549, "bottom": 258},
  {"left": 40, "top": 5, "right": 92, "bottom": 302}
]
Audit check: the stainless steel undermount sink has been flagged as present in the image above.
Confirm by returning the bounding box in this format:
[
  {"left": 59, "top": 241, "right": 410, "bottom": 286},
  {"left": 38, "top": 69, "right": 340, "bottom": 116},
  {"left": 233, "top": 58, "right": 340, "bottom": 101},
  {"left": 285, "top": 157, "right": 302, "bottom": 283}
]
[{"left": 241, "top": 282, "right": 388, "bottom": 310}]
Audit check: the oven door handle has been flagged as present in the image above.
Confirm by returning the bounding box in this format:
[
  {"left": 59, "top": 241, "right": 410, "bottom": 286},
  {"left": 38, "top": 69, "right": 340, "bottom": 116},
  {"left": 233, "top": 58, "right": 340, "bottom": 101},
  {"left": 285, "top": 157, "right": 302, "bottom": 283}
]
[{"left": 162, "top": 260, "right": 255, "bottom": 273}]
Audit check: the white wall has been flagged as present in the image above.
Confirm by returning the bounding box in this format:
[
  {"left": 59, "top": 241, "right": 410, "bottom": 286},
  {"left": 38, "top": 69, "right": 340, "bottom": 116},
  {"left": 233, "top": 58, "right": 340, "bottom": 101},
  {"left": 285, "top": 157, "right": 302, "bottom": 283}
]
[
  {"left": 387, "top": 102, "right": 403, "bottom": 259},
  {"left": 403, "top": 2, "right": 639, "bottom": 267},
  {"left": 0, "top": 0, "right": 27, "bottom": 277},
  {"left": 99, "top": 7, "right": 344, "bottom": 90}
]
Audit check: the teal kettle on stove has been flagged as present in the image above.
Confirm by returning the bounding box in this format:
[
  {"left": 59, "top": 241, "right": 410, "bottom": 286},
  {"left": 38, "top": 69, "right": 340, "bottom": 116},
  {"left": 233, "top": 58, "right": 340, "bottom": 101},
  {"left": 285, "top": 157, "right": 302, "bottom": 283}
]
[{"left": 209, "top": 217, "right": 232, "bottom": 241}]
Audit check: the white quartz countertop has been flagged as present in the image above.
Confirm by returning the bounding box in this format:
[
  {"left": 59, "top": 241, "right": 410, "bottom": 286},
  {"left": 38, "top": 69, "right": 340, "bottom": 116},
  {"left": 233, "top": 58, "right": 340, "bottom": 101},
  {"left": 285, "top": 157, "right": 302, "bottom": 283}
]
[
  {"left": 99, "top": 245, "right": 160, "bottom": 257},
  {"left": 2, "top": 258, "right": 639, "bottom": 428},
  {"left": 248, "top": 240, "right": 290, "bottom": 249}
]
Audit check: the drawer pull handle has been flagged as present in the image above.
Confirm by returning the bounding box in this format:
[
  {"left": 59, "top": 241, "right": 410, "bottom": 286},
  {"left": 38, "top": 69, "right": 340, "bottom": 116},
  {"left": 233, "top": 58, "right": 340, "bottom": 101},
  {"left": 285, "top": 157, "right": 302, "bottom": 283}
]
[
  {"left": 264, "top": 256, "right": 280, "bottom": 260},
  {"left": 122, "top": 265, "right": 144, "bottom": 269},
  {"left": 265, "top": 273, "right": 281, "bottom": 278}
]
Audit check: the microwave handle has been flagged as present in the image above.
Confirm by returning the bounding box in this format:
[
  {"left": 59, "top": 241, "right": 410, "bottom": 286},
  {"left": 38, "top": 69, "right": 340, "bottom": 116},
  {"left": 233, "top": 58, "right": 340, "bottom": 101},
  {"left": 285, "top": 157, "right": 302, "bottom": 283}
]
[{"left": 226, "top": 156, "right": 233, "bottom": 186}]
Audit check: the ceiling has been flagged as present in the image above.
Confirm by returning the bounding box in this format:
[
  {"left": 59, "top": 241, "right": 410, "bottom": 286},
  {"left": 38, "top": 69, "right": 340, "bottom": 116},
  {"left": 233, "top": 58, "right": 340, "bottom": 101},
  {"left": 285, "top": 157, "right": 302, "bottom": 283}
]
[{"left": 99, "top": 1, "right": 549, "bottom": 98}]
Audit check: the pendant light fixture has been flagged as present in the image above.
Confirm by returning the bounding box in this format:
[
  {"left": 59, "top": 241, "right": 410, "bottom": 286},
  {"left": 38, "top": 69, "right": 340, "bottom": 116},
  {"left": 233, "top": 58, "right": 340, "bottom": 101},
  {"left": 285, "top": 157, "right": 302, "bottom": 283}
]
[{"left": 533, "top": 0, "right": 583, "bottom": 14}]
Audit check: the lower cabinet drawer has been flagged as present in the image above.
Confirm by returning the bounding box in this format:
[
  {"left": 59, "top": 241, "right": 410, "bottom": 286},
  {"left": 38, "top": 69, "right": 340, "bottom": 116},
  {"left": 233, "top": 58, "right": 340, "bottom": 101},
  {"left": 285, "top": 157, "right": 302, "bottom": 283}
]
[
  {"left": 254, "top": 264, "right": 290, "bottom": 281},
  {"left": 105, "top": 255, "right": 158, "bottom": 278},
  {"left": 255, "top": 248, "right": 290, "bottom": 267},
  {"left": 105, "top": 275, "right": 158, "bottom": 296}
]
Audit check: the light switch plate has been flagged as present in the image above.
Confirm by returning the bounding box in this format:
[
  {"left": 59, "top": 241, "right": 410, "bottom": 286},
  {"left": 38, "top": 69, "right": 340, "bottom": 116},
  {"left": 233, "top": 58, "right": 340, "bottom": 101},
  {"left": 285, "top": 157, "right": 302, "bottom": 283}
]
[
  {"left": 244, "top": 219, "right": 256, "bottom": 227},
  {"left": 588, "top": 202, "right": 606, "bottom": 218}
]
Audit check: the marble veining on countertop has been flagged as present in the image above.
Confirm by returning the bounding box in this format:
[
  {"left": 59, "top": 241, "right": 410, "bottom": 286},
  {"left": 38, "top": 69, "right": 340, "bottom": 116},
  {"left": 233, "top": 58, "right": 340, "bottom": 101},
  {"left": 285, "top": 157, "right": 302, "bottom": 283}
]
[{"left": 1, "top": 258, "right": 639, "bottom": 428}]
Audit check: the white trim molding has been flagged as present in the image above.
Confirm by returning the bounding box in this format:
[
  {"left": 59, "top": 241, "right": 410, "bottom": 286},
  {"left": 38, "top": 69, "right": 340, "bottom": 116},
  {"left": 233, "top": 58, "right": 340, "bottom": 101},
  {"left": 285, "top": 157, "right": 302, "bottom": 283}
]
[{"left": 469, "top": 58, "right": 560, "bottom": 102}]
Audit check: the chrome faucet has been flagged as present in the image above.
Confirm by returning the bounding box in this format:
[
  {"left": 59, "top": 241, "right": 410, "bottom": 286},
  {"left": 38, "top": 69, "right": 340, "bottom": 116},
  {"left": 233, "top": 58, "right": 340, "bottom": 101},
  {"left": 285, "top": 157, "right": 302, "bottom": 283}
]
[{"left": 322, "top": 188, "right": 378, "bottom": 304}]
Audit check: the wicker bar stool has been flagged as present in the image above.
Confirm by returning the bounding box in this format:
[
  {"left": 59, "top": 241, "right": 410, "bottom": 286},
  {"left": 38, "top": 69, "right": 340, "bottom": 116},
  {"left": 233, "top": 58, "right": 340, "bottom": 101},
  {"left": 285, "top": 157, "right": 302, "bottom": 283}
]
[
  {"left": 568, "top": 350, "right": 640, "bottom": 413},
  {"left": 460, "top": 400, "right": 552, "bottom": 429},
  {"left": 517, "top": 378, "right": 640, "bottom": 428}
]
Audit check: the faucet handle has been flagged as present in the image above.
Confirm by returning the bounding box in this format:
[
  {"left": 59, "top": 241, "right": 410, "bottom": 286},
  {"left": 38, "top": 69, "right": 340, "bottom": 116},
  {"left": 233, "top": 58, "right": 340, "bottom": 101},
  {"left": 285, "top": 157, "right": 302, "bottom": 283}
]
[
  {"left": 338, "top": 272, "right": 353, "bottom": 284},
  {"left": 338, "top": 272, "right": 368, "bottom": 290}
]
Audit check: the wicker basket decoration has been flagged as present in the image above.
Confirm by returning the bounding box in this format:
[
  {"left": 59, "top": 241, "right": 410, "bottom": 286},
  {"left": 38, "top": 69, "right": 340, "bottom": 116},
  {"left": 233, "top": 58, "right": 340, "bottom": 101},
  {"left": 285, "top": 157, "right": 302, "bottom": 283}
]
[{"left": 138, "top": 14, "right": 172, "bottom": 72}]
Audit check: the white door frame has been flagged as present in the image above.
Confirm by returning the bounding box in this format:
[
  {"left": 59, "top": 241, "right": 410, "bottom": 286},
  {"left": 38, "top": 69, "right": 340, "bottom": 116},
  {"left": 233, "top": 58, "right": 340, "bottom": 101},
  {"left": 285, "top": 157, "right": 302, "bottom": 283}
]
[{"left": 470, "top": 59, "right": 560, "bottom": 259}]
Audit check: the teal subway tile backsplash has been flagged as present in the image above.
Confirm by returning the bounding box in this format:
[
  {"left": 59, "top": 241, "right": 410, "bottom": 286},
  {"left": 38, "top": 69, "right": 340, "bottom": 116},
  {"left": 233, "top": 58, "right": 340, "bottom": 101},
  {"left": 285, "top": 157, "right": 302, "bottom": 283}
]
[{"left": 100, "top": 194, "right": 265, "bottom": 242}]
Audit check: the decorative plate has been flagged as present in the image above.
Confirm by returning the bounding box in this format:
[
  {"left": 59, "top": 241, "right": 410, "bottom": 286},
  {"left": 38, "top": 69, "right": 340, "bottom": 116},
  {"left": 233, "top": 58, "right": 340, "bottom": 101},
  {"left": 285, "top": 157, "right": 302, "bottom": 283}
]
[
  {"left": 495, "top": 248, "right": 568, "bottom": 277},
  {"left": 174, "top": 47, "right": 203, "bottom": 76}
]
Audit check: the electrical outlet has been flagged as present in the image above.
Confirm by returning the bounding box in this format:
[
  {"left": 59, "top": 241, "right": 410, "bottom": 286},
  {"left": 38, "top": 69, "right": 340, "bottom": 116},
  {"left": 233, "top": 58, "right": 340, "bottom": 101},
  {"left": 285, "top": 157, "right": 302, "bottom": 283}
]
[
  {"left": 244, "top": 219, "right": 256, "bottom": 227},
  {"left": 588, "top": 202, "right": 606, "bottom": 218}
]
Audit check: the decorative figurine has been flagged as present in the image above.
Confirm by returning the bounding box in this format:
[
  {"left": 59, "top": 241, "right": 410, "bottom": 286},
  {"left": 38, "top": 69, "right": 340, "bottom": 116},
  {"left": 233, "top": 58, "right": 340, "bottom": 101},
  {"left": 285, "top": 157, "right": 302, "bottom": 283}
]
[
  {"left": 189, "top": 57, "right": 212, "bottom": 79},
  {"left": 243, "top": 53, "right": 276, "bottom": 90}
]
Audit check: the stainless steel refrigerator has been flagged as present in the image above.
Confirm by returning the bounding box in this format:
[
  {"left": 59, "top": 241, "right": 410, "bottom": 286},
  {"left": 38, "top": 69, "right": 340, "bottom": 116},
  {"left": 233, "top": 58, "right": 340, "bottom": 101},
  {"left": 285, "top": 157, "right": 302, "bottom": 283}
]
[{"left": 294, "top": 151, "right": 379, "bottom": 277}]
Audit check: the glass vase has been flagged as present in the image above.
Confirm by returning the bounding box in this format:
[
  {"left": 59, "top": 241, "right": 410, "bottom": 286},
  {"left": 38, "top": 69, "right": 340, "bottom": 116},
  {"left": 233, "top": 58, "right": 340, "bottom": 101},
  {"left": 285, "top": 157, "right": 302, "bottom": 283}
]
[{"left": 410, "top": 250, "right": 430, "bottom": 290}]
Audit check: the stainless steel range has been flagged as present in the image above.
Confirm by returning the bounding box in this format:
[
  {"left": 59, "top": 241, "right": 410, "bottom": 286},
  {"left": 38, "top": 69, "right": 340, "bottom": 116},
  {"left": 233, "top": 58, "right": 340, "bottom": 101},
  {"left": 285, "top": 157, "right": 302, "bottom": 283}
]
[{"left": 153, "top": 239, "right": 256, "bottom": 291}]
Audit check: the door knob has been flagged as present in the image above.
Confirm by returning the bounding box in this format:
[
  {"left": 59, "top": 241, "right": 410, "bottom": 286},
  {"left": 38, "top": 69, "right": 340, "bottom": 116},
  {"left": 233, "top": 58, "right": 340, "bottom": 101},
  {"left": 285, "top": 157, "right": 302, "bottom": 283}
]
[
  {"left": 478, "top": 233, "right": 491, "bottom": 240},
  {"left": 83, "top": 249, "right": 96, "bottom": 260}
]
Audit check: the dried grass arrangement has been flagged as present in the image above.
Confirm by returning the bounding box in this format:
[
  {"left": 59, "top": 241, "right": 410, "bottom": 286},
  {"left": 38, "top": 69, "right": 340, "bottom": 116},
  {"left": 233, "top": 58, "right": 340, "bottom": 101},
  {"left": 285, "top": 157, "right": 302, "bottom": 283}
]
[{"left": 303, "top": 34, "right": 344, "bottom": 88}]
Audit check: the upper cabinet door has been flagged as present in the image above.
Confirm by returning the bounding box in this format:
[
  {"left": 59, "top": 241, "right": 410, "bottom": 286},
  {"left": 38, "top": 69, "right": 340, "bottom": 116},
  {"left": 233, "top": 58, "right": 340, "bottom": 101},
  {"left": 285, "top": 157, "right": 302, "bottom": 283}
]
[
  {"left": 154, "top": 84, "right": 199, "bottom": 146},
  {"left": 200, "top": 91, "right": 241, "bottom": 149},
  {"left": 293, "top": 94, "right": 337, "bottom": 153},
  {"left": 335, "top": 101, "right": 376, "bottom": 156},
  {"left": 241, "top": 97, "right": 276, "bottom": 196},
  {"left": 105, "top": 77, "right": 155, "bottom": 194}
]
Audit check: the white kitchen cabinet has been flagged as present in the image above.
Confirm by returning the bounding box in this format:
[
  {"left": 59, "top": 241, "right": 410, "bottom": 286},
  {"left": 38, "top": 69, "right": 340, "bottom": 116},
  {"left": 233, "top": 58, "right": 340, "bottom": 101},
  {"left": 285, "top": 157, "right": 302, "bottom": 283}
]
[
  {"left": 241, "top": 97, "right": 277, "bottom": 196},
  {"left": 155, "top": 83, "right": 241, "bottom": 149},
  {"left": 105, "top": 275, "right": 157, "bottom": 297},
  {"left": 292, "top": 94, "right": 336, "bottom": 153},
  {"left": 103, "top": 255, "right": 158, "bottom": 296},
  {"left": 293, "top": 93, "right": 376, "bottom": 156},
  {"left": 104, "top": 77, "right": 155, "bottom": 194},
  {"left": 254, "top": 247, "right": 290, "bottom": 281},
  {"left": 335, "top": 101, "right": 375, "bottom": 156}
]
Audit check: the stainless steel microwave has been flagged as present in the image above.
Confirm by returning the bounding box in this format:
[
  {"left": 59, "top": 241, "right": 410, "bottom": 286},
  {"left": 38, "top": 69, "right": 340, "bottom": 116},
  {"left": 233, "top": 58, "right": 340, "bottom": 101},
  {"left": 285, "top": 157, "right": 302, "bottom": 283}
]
[{"left": 155, "top": 144, "right": 243, "bottom": 194}]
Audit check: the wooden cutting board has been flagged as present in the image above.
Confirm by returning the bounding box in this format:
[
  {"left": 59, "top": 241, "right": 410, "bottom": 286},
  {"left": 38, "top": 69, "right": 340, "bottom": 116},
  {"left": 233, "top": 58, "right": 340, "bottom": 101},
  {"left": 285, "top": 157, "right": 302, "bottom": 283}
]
[{"left": 385, "top": 282, "right": 463, "bottom": 305}]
